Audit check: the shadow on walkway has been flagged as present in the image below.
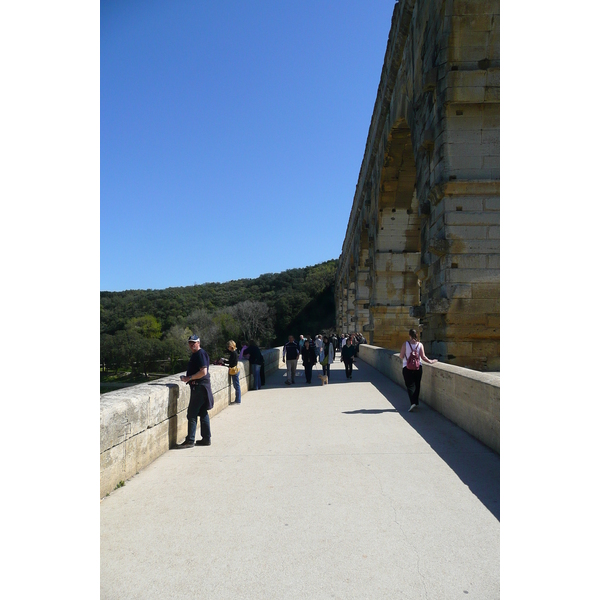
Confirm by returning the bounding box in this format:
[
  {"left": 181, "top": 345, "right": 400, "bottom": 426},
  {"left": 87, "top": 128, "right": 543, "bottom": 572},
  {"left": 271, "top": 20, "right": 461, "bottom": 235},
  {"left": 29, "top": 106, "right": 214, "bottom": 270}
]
[
  {"left": 342, "top": 359, "right": 500, "bottom": 521},
  {"left": 343, "top": 409, "right": 398, "bottom": 414},
  {"left": 148, "top": 382, "right": 182, "bottom": 448},
  {"left": 149, "top": 361, "right": 499, "bottom": 521}
]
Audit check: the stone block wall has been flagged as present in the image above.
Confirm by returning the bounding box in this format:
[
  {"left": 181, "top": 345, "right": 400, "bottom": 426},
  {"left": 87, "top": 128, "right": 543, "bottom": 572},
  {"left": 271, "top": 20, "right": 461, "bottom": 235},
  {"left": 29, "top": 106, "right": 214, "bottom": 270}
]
[
  {"left": 100, "top": 348, "right": 282, "bottom": 498},
  {"left": 336, "top": 0, "right": 499, "bottom": 370}
]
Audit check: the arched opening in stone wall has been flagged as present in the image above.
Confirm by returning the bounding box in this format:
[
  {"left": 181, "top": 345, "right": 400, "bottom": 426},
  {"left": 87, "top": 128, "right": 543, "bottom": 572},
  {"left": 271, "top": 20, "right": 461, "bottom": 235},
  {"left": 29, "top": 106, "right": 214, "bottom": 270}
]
[
  {"left": 371, "top": 120, "right": 421, "bottom": 350},
  {"left": 336, "top": 0, "right": 500, "bottom": 370}
]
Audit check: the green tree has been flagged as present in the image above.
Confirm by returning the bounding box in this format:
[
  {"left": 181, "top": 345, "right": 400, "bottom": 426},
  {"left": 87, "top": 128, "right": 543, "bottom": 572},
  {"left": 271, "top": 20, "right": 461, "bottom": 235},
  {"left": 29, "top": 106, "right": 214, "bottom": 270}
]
[
  {"left": 125, "top": 315, "right": 162, "bottom": 339},
  {"left": 162, "top": 325, "right": 192, "bottom": 373},
  {"left": 100, "top": 258, "right": 339, "bottom": 370}
]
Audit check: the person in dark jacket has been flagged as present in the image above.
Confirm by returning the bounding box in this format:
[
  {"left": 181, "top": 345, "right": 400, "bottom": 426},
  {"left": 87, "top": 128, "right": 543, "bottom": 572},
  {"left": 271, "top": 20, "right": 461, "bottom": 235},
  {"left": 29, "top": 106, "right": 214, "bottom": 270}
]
[
  {"left": 260, "top": 361, "right": 266, "bottom": 388},
  {"left": 300, "top": 339, "right": 317, "bottom": 384},
  {"left": 176, "top": 334, "right": 213, "bottom": 448},
  {"left": 341, "top": 340, "right": 356, "bottom": 379},
  {"left": 352, "top": 334, "right": 361, "bottom": 356},
  {"left": 243, "top": 340, "right": 264, "bottom": 390},
  {"left": 222, "top": 340, "right": 241, "bottom": 404},
  {"left": 283, "top": 335, "right": 300, "bottom": 385}
]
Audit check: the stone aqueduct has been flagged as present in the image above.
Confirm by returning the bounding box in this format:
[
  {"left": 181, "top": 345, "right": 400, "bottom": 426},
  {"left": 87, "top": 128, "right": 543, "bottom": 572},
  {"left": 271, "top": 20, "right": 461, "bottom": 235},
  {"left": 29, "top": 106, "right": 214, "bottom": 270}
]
[{"left": 335, "top": 0, "right": 499, "bottom": 371}]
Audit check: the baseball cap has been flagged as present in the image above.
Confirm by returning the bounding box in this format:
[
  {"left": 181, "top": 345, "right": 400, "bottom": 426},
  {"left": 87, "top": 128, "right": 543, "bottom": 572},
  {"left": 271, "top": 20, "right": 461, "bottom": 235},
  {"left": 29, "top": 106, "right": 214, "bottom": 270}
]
[{"left": 188, "top": 335, "right": 200, "bottom": 343}]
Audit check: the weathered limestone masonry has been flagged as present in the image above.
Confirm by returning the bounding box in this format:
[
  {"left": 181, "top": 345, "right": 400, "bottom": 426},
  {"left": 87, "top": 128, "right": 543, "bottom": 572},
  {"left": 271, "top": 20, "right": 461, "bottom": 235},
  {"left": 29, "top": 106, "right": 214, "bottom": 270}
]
[
  {"left": 336, "top": 0, "right": 499, "bottom": 370},
  {"left": 100, "top": 349, "right": 281, "bottom": 498}
]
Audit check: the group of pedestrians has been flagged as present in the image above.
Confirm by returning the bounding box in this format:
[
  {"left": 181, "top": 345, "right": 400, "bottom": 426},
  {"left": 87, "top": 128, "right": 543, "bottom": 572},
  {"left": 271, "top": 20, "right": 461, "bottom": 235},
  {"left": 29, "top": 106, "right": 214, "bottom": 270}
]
[
  {"left": 335, "top": 332, "right": 366, "bottom": 350},
  {"left": 283, "top": 334, "right": 325, "bottom": 384},
  {"left": 282, "top": 332, "right": 364, "bottom": 384},
  {"left": 176, "top": 327, "right": 438, "bottom": 450},
  {"left": 284, "top": 329, "right": 437, "bottom": 412}
]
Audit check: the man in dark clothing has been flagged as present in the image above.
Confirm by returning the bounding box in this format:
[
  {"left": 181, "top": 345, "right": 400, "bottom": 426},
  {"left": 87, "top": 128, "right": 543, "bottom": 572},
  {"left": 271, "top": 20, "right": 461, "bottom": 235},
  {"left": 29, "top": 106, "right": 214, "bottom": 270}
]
[
  {"left": 260, "top": 362, "right": 266, "bottom": 388},
  {"left": 300, "top": 339, "right": 317, "bottom": 384},
  {"left": 341, "top": 341, "right": 356, "bottom": 379},
  {"left": 177, "top": 334, "right": 214, "bottom": 448},
  {"left": 243, "top": 340, "right": 264, "bottom": 390},
  {"left": 283, "top": 335, "right": 300, "bottom": 385}
]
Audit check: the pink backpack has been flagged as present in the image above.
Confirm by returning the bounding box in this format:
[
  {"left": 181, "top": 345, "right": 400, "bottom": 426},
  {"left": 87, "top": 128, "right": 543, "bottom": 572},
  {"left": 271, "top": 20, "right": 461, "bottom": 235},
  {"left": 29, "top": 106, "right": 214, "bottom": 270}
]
[{"left": 406, "top": 341, "right": 421, "bottom": 370}]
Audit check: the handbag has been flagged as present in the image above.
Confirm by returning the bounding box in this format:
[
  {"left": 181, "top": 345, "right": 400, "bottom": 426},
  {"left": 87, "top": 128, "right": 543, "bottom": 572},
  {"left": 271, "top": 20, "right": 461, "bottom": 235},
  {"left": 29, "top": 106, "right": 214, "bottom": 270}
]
[{"left": 228, "top": 365, "right": 240, "bottom": 375}]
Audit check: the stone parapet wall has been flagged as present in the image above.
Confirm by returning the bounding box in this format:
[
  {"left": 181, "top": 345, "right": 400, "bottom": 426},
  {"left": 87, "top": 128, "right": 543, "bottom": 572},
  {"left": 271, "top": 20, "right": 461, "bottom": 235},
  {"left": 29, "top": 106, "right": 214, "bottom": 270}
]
[
  {"left": 100, "top": 348, "right": 282, "bottom": 498},
  {"left": 357, "top": 344, "right": 499, "bottom": 453}
]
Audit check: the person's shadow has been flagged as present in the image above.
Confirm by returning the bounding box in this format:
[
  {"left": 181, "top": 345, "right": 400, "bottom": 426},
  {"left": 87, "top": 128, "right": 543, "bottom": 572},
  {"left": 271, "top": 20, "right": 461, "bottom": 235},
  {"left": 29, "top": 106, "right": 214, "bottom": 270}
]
[
  {"left": 343, "top": 360, "right": 500, "bottom": 521},
  {"left": 149, "top": 381, "right": 181, "bottom": 448},
  {"left": 343, "top": 409, "right": 398, "bottom": 414}
]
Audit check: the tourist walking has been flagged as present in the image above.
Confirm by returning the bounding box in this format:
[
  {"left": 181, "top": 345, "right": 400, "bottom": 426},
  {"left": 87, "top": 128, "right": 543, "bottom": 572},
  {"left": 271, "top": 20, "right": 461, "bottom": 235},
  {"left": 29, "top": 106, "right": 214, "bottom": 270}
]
[
  {"left": 300, "top": 339, "right": 317, "bottom": 384},
  {"left": 330, "top": 333, "right": 338, "bottom": 353},
  {"left": 320, "top": 335, "right": 334, "bottom": 380},
  {"left": 283, "top": 335, "right": 300, "bottom": 385},
  {"left": 243, "top": 340, "right": 264, "bottom": 390},
  {"left": 223, "top": 340, "right": 241, "bottom": 404},
  {"left": 351, "top": 333, "right": 361, "bottom": 356},
  {"left": 177, "top": 334, "right": 214, "bottom": 448},
  {"left": 399, "top": 329, "right": 438, "bottom": 411},
  {"left": 341, "top": 340, "right": 355, "bottom": 379},
  {"left": 315, "top": 334, "right": 323, "bottom": 363}
]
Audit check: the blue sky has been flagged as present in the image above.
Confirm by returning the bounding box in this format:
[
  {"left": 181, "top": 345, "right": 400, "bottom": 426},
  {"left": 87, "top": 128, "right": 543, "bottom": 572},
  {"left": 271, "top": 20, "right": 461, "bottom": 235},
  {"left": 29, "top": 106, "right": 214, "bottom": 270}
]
[{"left": 101, "top": 0, "right": 397, "bottom": 291}]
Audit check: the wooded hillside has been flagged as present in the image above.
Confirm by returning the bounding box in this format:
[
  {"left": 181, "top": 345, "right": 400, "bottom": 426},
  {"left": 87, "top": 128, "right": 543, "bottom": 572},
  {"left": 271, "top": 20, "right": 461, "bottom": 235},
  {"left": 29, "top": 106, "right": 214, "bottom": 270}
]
[{"left": 100, "top": 259, "right": 338, "bottom": 374}]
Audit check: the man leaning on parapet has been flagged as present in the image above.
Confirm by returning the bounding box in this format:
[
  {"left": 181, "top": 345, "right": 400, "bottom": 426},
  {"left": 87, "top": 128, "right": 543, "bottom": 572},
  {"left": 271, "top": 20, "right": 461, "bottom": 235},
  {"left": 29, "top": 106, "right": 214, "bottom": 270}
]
[
  {"left": 283, "top": 335, "right": 300, "bottom": 385},
  {"left": 176, "top": 334, "right": 214, "bottom": 448}
]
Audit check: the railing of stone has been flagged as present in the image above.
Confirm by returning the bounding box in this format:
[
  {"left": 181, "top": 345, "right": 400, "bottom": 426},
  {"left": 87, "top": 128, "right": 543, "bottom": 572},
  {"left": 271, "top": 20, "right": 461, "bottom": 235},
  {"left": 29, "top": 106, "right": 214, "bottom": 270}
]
[
  {"left": 100, "top": 347, "right": 282, "bottom": 498},
  {"left": 356, "top": 344, "right": 499, "bottom": 453}
]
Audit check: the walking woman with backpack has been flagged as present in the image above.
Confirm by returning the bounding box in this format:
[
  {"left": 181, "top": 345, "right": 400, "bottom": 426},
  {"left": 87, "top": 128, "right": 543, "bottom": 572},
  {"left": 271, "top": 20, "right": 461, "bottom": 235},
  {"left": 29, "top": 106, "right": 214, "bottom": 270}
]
[{"left": 399, "top": 329, "right": 438, "bottom": 412}]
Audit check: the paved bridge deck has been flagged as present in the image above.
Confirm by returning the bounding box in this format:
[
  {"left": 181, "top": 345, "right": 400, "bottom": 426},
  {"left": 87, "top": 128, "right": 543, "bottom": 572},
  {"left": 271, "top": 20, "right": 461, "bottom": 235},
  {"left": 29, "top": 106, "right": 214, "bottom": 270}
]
[{"left": 101, "top": 358, "right": 499, "bottom": 600}]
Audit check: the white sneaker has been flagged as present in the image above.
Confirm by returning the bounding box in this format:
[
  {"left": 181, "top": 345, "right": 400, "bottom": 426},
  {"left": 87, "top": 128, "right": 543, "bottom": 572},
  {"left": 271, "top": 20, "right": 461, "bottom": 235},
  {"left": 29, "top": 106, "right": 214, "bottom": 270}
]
[{"left": 409, "top": 404, "right": 416, "bottom": 412}]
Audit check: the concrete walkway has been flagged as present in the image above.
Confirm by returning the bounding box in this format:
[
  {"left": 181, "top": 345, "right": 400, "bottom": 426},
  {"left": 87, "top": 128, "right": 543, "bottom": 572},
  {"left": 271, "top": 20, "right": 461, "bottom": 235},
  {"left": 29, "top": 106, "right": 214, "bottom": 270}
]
[{"left": 101, "top": 358, "right": 499, "bottom": 600}]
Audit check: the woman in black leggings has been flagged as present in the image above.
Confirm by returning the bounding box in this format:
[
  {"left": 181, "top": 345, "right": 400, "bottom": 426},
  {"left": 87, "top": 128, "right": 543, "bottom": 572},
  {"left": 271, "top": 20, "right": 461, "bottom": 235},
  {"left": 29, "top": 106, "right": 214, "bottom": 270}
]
[
  {"left": 399, "top": 329, "right": 438, "bottom": 412},
  {"left": 301, "top": 340, "right": 317, "bottom": 383}
]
